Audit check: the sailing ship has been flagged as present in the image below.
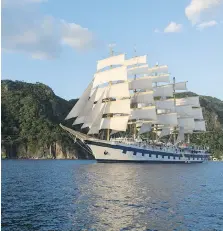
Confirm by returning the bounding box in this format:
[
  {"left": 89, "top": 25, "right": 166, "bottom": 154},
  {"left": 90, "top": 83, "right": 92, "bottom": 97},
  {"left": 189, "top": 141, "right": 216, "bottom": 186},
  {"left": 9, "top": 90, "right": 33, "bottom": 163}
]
[{"left": 61, "top": 46, "right": 210, "bottom": 163}]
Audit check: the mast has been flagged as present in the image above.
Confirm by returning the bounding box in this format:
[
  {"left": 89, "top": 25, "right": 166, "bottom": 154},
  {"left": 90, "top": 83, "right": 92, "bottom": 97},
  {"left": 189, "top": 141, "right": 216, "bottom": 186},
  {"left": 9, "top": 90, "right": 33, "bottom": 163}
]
[
  {"left": 64, "top": 47, "right": 207, "bottom": 145},
  {"left": 106, "top": 44, "right": 115, "bottom": 141},
  {"left": 154, "top": 62, "right": 159, "bottom": 142},
  {"left": 133, "top": 45, "right": 137, "bottom": 140},
  {"left": 173, "top": 76, "right": 177, "bottom": 143}
]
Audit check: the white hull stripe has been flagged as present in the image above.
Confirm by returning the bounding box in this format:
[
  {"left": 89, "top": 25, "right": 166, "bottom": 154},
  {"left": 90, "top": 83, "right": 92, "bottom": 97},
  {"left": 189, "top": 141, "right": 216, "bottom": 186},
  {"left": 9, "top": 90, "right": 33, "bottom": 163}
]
[{"left": 86, "top": 140, "right": 209, "bottom": 159}]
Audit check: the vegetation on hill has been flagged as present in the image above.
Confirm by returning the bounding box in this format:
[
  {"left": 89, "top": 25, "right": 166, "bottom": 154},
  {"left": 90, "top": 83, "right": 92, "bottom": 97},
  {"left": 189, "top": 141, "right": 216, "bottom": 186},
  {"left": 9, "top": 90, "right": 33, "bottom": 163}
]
[
  {"left": 176, "top": 92, "right": 223, "bottom": 159},
  {"left": 1, "top": 80, "right": 92, "bottom": 159},
  {"left": 1, "top": 80, "right": 223, "bottom": 159}
]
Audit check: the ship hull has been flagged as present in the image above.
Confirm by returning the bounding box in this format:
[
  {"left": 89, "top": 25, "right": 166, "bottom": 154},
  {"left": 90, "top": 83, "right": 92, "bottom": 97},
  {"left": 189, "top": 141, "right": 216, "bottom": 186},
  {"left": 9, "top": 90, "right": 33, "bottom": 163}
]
[{"left": 86, "top": 140, "right": 209, "bottom": 164}]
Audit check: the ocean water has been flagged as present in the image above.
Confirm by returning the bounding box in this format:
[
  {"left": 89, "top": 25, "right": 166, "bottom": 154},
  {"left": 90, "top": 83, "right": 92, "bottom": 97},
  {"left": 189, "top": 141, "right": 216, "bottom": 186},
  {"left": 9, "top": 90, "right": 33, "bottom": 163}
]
[{"left": 1, "top": 160, "right": 223, "bottom": 231}]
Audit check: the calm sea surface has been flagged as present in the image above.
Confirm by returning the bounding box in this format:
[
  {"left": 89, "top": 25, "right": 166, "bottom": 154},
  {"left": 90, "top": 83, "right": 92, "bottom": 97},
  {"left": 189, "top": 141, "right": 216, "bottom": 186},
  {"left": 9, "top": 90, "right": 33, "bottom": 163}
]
[{"left": 1, "top": 160, "right": 223, "bottom": 231}]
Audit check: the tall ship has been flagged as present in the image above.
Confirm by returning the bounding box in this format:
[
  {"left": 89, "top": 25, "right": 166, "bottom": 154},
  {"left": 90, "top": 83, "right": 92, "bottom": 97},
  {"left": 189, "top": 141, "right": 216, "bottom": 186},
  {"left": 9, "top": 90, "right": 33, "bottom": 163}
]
[{"left": 61, "top": 46, "right": 210, "bottom": 163}]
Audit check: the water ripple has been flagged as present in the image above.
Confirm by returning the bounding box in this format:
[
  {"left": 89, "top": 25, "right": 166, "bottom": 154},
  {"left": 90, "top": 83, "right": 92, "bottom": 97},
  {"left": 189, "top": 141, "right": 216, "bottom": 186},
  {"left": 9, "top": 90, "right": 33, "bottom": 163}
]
[{"left": 2, "top": 160, "right": 223, "bottom": 231}]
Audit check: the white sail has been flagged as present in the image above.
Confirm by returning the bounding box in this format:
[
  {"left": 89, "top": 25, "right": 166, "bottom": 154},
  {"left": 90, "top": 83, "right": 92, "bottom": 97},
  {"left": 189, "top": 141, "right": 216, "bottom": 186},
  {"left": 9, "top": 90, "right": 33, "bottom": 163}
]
[
  {"left": 93, "top": 66, "right": 127, "bottom": 88},
  {"left": 106, "top": 82, "right": 130, "bottom": 98},
  {"left": 127, "top": 64, "right": 149, "bottom": 76},
  {"left": 88, "top": 124, "right": 100, "bottom": 135},
  {"left": 192, "top": 108, "right": 203, "bottom": 120},
  {"left": 100, "top": 116, "right": 129, "bottom": 131},
  {"left": 159, "top": 127, "right": 171, "bottom": 138},
  {"left": 82, "top": 88, "right": 107, "bottom": 128},
  {"left": 175, "top": 105, "right": 193, "bottom": 117},
  {"left": 153, "top": 85, "right": 173, "bottom": 97},
  {"left": 157, "top": 109, "right": 166, "bottom": 114},
  {"left": 82, "top": 89, "right": 98, "bottom": 115},
  {"left": 124, "top": 55, "right": 147, "bottom": 67},
  {"left": 131, "top": 106, "right": 157, "bottom": 120},
  {"left": 149, "top": 74, "right": 170, "bottom": 83},
  {"left": 129, "top": 78, "right": 153, "bottom": 91},
  {"left": 174, "top": 82, "right": 187, "bottom": 91},
  {"left": 87, "top": 104, "right": 106, "bottom": 134},
  {"left": 97, "top": 54, "right": 125, "bottom": 71},
  {"left": 65, "top": 82, "right": 92, "bottom": 120},
  {"left": 90, "top": 87, "right": 106, "bottom": 102},
  {"left": 176, "top": 96, "right": 200, "bottom": 107},
  {"left": 194, "top": 120, "right": 206, "bottom": 131},
  {"left": 178, "top": 117, "right": 195, "bottom": 130},
  {"left": 156, "top": 113, "right": 178, "bottom": 126},
  {"left": 176, "top": 127, "right": 185, "bottom": 143},
  {"left": 73, "top": 89, "right": 98, "bottom": 125},
  {"left": 104, "top": 99, "right": 131, "bottom": 114},
  {"left": 73, "top": 116, "right": 85, "bottom": 125},
  {"left": 131, "top": 91, "right": 154, "bottom": 104},
  {"left": 139, "top": 123, "right": 152, "bottom": 134},
  {"left": 183, "top": 129, "right": 193, "bottom": 134},
  {"left": 147, "top": 65, "right": 168, "bottom": 75},
  {"left": 155, "top": 99, "right": 175, "bottom": 110}
]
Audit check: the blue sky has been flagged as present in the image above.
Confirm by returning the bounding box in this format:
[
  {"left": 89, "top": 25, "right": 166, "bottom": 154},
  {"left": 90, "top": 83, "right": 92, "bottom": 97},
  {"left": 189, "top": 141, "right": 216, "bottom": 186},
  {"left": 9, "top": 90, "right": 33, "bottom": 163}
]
[{"left": 2, "top": 0, "right": 223, "bottom": 100}]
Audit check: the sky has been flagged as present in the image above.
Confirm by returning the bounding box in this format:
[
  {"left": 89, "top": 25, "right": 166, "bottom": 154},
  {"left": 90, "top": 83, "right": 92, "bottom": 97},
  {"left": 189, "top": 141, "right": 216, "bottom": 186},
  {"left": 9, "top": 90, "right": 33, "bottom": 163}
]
[{"left": 2, "top": 0, "right": 223, "bottom": 100}]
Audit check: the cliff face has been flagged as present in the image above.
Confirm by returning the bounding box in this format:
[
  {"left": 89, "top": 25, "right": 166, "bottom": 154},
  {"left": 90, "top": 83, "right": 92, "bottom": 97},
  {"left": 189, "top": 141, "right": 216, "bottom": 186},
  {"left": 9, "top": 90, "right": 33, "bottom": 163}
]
[
  {"left": 1, "top": 142, "right": 78, "bottom": 159},
  {"left": 1, "top": 80, "right": 223, "bottom": 159}
]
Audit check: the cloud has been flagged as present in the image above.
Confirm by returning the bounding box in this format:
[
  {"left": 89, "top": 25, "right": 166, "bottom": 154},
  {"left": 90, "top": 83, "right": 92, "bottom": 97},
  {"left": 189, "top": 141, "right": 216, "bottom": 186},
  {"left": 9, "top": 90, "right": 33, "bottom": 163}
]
[
  {"left": 60, "top": 21, "right": 94, "bottom": 50},
  {"left": 196, "top": 20, "right": 218, "bottom": 30},
  {"left": 2, "top": 0, "right": 96, "bottom": 59},
  {"left": 185, "top": 0, "right": 223, "bottom": 24},
  {"left": 164, "top": 22, "right": 183, "bottom": 33}
]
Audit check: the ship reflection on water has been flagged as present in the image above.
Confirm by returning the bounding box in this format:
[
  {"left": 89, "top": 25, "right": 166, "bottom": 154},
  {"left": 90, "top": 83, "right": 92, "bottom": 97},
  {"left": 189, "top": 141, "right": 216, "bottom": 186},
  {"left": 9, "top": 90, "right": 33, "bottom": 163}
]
[{"left": 71, "top": 162, "right": 220, "bottom": 230}]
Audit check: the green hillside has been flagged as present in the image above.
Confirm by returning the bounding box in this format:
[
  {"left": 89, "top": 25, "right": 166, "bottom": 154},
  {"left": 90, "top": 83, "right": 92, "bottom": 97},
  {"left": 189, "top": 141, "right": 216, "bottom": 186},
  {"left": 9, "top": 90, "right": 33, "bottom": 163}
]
[
  {"left": 1, "top": 80, "right": 223, "bottom": 159},
  {"left": 1, "top": 80, "right": 92, "bottom": 159}
]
